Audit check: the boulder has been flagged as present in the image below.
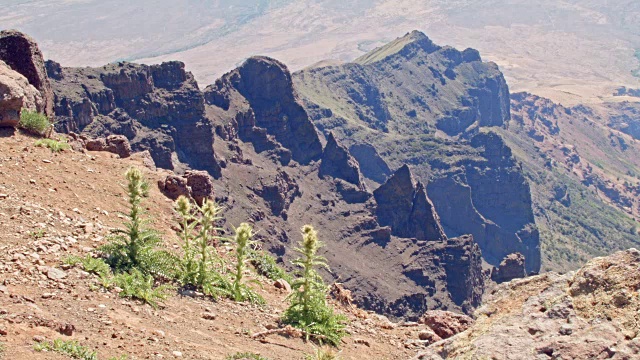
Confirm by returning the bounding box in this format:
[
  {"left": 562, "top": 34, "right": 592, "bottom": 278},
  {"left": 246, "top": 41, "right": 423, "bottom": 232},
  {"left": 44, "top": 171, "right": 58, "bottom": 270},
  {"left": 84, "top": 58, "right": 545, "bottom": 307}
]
[
  {"left": 105, "top": 135, "right": 132, "bottom": 158},
  {"left": 0, "top": 30, "right": 54, "bottom": 118},
  {"left": 419, "top": 310, "right": 474, "bottom": 339},
  {"left": 491, "top": 252, "right": 526, "bottom": 284},
  {"left": 184, "top": 170, "right": 214, "bottom": 205},
  {"left": 158, "top": 175, "right": 191, "bottom": 200},
  {"left": 0, "top": 60, "right": 44, "bottom": 127}
]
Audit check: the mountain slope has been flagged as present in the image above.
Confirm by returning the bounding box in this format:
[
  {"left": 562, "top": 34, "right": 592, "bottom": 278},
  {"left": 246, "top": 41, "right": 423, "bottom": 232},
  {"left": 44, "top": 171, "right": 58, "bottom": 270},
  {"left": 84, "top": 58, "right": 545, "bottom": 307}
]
[{"left": 294, "top": 31, "right": 541, "bottom": 273}]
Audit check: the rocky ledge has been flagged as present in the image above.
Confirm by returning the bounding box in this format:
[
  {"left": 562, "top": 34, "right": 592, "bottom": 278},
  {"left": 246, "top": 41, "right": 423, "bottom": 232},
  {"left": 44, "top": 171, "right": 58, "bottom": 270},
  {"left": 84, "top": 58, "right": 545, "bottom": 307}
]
[{"left": 416, "top": 248, "right": 640, "bottom": 359}]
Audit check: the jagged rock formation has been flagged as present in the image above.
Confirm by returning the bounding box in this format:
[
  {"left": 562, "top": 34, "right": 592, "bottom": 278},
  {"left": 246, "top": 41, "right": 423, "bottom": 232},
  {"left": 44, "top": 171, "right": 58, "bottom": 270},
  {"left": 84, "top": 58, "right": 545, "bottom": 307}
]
[
  {"left": 202, "top": 55, "right": 485, "bottom": 318},
  {"left": 319, "top": 133, "right": 370, "bottom": 203},
  {"left": 0, "top": 30, "right": 54, "bottom": 119},
  {"left": 294, "top": 30, "right": 541, "bottom": 273},
  {"left": 491, "top": 253, "right": 526, "bottom": 284},
  {"left": 374, "top": 165, "right": 446, "bottom": 241},
  {"left": 0, "top": 60, "right": 44, "bottom": 127},
  {"left": 416, "top": 249, "right": 640, "bottom": 359},
  {"left": 204, "top": 56, "right": 322, "bottom": 165},
  {"left": 46, "top": 60, "right": 220, "bottom": 176}
]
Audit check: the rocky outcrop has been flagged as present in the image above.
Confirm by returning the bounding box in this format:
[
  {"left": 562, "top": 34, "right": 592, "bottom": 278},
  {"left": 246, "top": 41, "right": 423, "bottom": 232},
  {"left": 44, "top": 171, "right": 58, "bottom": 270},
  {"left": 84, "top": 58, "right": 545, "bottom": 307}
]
[
  {"left": 47, "top": 60, "right": 220, "bottom": 177},
  {"left": 420, "top": 310, "right": 474, "bottom": 339},
  {"left": 157, "top": 171, "right": 213, "bottom": 205},
  {"left": 84, "top": 135, "right": 131, "bottom": 158},
  {"left": 158, "top": 175, "right": 190, "bottom": 200},
  {"left": 0, "top": 30, "right": 54, "bottom": 119},
  {"left": 491, "top": 252, "right": 526, "bottom": 284},
  {"left": 184, "top": 170, "right": 214, "bottom": 205},
  {"left": 374, "top": 165, "right": 446, "bottom": 241},
  {"left": 205, "top": 56, "right": 322, "bottom": 165},
  {"left": 319, "top": 132, "right": 365, "bottom": 187},
  {"left": 0, "top": 61, "right": 44, "bottom": 127},
  {"left": 416, "top": 249, "right": 640, "bottom": 360}
]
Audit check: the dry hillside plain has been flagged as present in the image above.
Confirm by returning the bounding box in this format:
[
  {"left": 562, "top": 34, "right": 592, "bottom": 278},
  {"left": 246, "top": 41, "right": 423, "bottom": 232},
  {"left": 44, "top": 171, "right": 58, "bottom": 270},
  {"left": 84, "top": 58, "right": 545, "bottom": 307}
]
[{"left": 3, "top": 0, "right": 640, "bottom": 104}]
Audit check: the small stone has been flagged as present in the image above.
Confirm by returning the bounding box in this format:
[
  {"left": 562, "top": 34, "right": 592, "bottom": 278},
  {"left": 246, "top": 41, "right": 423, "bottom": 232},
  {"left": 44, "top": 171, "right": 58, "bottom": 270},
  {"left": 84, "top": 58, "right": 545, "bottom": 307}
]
[
  {"left": 41, "top": 293, "right": 55, "bottom": 299},
  {"left": 45, "top": 267, "right": 67, "bottom": 280},
  {"left": 32, "top": 335, "right": 45, "bottom": 342},
  {"left": 202, "top": 312, "right": 217, "bottom": 320},
  {"left": 354, "top": 338, "right": 371, "bottom": 347},
  {"left": 274, "top": 279, "right": 292, "bottom": 292},
  {"left": 559, "top": 324, "right": 573, "bottom": 335},
  {"left": 172, "top": 351, "right": 183, "bottom": 357},
  {"left": 0, "top": 327, "right": 7, "bottom": 336},
  {"left": 153, "top": 330, "right": 165, "bottom": 338},
  {"left": 0, "top": 194, "right": 7, "bottom": 199}
]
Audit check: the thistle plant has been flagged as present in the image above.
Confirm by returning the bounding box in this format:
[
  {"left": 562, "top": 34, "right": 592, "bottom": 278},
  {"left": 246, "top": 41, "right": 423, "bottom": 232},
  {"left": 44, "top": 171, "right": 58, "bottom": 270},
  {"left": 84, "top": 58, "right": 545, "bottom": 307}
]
[
  {"left": 174, "top": 197, "right": 232, "bottom": 299},
  {"left": 230, "top": 223, "right": 264, "bottom": 304},
  {"left": 101, "top": 167, "right": 176, "bottom": 276},
  {"left": 282, "top": 225, "right": 347, "bottom": 346},
  {"left": 176, "top": 196, "right": 198, "bottom": 285}
]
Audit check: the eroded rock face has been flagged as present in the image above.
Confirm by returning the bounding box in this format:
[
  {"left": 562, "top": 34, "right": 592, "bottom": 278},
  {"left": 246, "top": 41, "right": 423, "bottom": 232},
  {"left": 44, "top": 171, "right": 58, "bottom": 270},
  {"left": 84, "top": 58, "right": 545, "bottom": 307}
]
[
  {"left": 47, "top": 60, "right": 220, "bottom": 177},
  {"left": 349, "top": 143, "right": 392, "bottom": 184},
  {"left": 251, "top": 169, "right": 300, "bottom": 218},
  {"left": 417, "top": 249, "right": 640, "bottom": 360},
  {"left": 374, "top": 165, "right": 446, "bottom": 241},
  {"left": 205, "top": 56, "right": 322, "bottom": 165},
  {"left": 0, "top": 60, "right": 44, "bottom": 127},
  {"left": 491, "top": 252, "right": 526, "bottom": 284},
  {"left": 0, "top": 30, "right": 54, "bottom": 119}
]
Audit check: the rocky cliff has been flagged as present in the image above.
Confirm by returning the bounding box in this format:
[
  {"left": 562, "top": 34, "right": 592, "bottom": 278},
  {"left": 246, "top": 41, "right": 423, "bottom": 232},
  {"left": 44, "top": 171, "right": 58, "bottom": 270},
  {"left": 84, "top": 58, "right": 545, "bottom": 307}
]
[{"left": 46, "top": 60, "right": 220, "bottom": 176}]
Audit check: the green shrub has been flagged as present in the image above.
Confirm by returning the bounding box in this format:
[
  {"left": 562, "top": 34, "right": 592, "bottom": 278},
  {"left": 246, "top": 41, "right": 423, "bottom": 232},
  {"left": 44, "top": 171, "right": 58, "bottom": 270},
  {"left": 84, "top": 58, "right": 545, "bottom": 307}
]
[
  {"left": 19, "top": 110, "right": 50, "bottom": 136},
  {"left": 101, "top": 167, "right": 176, "bottom": 276},
  {"left": 282, "top": 225, "right": 347, "bottom": 346},
  {"left": 34, "top": 339, "right": 98, "bottom": 360},
  {"left": 35, "top": 138, "right": 70, "bottom": 152},
  {"left": 250, "top": 250, "right": 292, "bottom": 283},
  {"left": 113, "top": 268, "right": 173, "bottom": 308},
  {"left": 226, "top": 352, "right": 270, "bottom": 360},
  {"left": 230, "top": 223, "right": 264, "bottom": 304}
]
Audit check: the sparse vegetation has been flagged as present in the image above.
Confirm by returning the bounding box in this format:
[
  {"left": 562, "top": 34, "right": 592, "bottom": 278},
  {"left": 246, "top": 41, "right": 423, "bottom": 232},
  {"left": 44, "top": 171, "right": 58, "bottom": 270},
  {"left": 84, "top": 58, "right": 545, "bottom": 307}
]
[
  {"left": 35, "top": 138, "right": 70, "bottom": 152},
  {"left": 34, "top": 339, "right": 98, "bottom": 360},
  {"left": 18, "top": 110, "right": 51, "bottom": 136},
  {"left": 226, "top": 352, "right": 270, "bottom": 360},
  {"left": 282, "top": 225, "right": 347, "bottom": 346},
  {"left": 65, "top": 255, "right": 113, "bottom": 288},
  {"left": 305, "top": 348, "right": 342, "bottom": 360}
]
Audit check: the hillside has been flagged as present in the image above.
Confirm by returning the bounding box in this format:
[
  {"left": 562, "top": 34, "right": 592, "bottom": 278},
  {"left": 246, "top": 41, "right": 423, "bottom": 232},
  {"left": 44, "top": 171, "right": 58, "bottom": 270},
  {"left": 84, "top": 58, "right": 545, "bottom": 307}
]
[{"left": 0, "top": 130, "right": 419, "bottom": 359}]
